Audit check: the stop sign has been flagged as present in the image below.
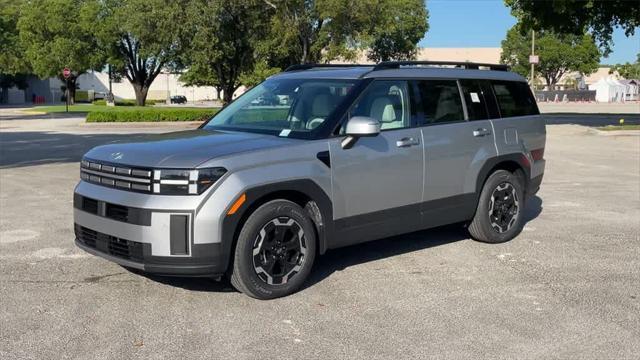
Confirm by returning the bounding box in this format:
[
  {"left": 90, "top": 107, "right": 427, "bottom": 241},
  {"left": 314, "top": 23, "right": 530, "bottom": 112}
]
[{"left": 63, "top": 68, "right": 71, "bottom": 79}]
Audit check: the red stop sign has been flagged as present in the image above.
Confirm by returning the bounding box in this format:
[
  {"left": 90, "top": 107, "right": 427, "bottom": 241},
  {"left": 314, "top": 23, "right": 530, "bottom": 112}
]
[{"left": 63, "top": 68, "right": 71, "bottom": 79}]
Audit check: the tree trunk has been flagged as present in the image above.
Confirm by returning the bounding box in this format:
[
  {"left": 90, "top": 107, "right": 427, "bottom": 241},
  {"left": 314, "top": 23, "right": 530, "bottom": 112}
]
[
  {"left": 132, "top": 83, "right": 149, "bottom": 106},
  {"left": 222, "top": 84, "right": 235, "bottom": 105},
  {"left": 67, "top": 78, "right": 77, "bottom": 105}
]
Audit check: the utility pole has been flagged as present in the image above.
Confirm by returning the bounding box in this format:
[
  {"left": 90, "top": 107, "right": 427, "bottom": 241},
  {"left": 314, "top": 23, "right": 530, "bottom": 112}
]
[
  {"left": 530, "top": 30, "right": 536, "bottom": 88},
  {"left": 166, "top": 71, "right": 171, "bottom": 105},
  {"left": 108, "top": 64, "right": 113, "bottom": 95}
]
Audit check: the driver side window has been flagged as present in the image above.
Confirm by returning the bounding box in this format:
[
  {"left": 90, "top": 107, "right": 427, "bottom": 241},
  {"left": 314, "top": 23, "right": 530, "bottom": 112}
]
[{"left": 346, "top": 80, "right": 411, "bottom": 132}]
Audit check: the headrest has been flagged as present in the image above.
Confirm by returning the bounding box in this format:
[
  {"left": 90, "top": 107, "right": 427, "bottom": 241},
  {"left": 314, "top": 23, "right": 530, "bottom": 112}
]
[
  {"left": 311, "top": 94, "right": 333, "bottom": 117},
  {"left": 370, "top": 97, "right": 396, "bottom": 123}
]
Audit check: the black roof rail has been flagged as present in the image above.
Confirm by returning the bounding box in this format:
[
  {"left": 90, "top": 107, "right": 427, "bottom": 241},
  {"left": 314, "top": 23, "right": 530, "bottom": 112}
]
[
  {"left": 372, "top": 61, "right": 510, "bottom": 71},
  {"left": 284, "top": 63, "right": 375, "bottom": 72}
]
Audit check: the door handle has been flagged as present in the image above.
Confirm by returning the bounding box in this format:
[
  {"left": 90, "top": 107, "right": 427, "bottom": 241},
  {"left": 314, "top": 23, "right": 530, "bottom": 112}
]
[
  {"left": 396, "top": 137, "right": 420, "bottom": 148},
  {"left": 473, "top": 128, "right": 491, "bottom": 137}
]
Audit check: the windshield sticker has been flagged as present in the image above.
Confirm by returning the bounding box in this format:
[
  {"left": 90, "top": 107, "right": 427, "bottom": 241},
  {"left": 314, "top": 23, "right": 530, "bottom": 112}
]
[
  {"left": 279, "top": 129, "right": 292, "bottom": 137},
  {"left": 470, "top": 92, "right": 481, "bottom": 103}
]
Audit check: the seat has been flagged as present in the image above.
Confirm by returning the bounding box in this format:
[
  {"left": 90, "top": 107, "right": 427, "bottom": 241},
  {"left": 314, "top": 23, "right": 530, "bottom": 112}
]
[
  {"left": 434, "top": 88, "right": 463, "bottom": 123},
  {"left": 306, "top": 93, "right": 334, "bottom": 129},
  {"left": 370, "top": 96, "right": 403, "bottom": 130}
]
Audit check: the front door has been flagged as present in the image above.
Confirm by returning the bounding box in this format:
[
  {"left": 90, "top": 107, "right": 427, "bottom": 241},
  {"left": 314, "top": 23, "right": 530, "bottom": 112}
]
[{"left": 329, "top": 80, "right": 423, "bottom": 246}]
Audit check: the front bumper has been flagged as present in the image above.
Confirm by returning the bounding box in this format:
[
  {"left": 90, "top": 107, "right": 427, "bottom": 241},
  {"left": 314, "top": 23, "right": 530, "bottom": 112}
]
[
  {"left": 74, "top": 225, "right": 226, "bottom": 276},
  {"left": 73, "top": 181, "right": 230, "bottom": 277}
]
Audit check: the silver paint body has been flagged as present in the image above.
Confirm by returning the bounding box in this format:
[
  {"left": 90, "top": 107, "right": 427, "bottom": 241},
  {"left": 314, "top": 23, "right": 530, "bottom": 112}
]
[{"left": 74, "top": 66, "right": 545, "bottom": 260}]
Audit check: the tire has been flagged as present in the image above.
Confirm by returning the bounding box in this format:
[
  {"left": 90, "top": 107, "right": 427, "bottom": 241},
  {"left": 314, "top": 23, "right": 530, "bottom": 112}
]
[
  {"left": 468, "top": 170, "right": 525, "bottom": 243},
  {"left": 230, "top": 200, "right": 317, "bottom": 299}
]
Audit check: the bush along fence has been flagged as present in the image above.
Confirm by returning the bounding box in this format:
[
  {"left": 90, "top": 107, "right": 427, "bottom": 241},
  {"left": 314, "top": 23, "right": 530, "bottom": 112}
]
[{"left": 86, "top": 108, "right": 218, "bottom": 122}]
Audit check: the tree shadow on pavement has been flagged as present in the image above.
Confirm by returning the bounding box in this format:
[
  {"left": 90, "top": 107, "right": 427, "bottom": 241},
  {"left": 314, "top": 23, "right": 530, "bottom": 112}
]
[{"left": 0, "top": 131, "right": 149, "bottom": 168}]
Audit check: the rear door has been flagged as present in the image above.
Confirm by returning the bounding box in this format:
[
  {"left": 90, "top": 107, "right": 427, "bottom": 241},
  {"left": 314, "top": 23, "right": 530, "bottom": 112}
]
[
  {"left": 414, "top": 79, "right": 498, "bottom": 228},
  {"left": 329, "top": 80, "right": 423, "bottom": 246}
]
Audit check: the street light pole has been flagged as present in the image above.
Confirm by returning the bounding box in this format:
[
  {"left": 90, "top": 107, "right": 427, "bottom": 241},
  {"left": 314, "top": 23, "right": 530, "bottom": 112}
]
[{"left": 530, "top": 30, "right": 536, "bottom": 88}]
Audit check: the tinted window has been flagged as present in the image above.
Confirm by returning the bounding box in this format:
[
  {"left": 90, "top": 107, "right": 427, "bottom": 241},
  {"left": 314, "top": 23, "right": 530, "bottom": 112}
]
[
  {"left": 415, "top": 80, "right": 465, "bottom": 125},
  {"left": 459, "top": 79, "right": 489, "bottom": 120},
  {"left": 348, "top": 80, "right": 411, "bottom": 131},
  {"left": 478, "top": 80, "right": 501, "bottom": 119},
  {"left": 491, "top": 81, "right": 539, "bottom": 117}
]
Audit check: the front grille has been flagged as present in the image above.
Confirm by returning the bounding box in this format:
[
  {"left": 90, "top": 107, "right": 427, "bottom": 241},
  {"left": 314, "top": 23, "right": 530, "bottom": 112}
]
[
  {"left": 77, "top": 226, "right": 98, "bottom": 248},
  {"left": 82, "top": 197, "right": 99, "bottom": 215},
  {"left": 75, "top": 224, "right": 144, "bottom": 262},
  {"left": 73, "top": 194, "right": 152, "bottom": 226},
  {"left": 105, "top": 203, "right": 129, "bottom": 222},
  {"left": 80, "top": 159, "right": 153, "bottom": 193}
]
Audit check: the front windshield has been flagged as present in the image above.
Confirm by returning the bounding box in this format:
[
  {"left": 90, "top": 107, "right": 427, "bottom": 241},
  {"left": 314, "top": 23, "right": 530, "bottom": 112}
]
[{"left": 203, "top": 78, "right": 357, "bottom": 137}]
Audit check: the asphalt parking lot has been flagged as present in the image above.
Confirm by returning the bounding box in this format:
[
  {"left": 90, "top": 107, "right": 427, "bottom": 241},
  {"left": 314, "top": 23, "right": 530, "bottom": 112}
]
[{"left": 1, "top": 111, "right": 639, "bottom": 359}]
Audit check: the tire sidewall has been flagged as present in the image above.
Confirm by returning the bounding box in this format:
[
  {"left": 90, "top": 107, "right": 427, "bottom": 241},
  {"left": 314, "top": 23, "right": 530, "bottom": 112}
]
[
  {"left": 477, "top": 170, "right": 525, "bottom": 243},
  {"left": 234, "top": 200, "right": 317, "bottom": 299}
]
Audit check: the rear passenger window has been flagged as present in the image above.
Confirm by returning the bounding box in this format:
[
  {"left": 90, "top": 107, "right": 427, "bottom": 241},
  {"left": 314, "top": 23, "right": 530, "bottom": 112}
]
[
  {"left": 415, "top": 80, "right": 465, "bottom": 124},
  {"left": 459, "top": 80, "right": 489, "bottom": 120},
  {"left": 492, "top": 81, "right": 539, "bottom": 117}
]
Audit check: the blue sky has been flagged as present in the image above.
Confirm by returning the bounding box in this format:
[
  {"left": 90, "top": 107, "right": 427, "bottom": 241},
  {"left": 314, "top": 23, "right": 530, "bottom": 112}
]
[{"left": 418, "top": 0, "right": 640, "bottom": 64}]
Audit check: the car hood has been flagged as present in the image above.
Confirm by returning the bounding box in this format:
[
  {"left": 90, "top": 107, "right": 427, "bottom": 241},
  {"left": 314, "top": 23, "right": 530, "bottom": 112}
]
[{"left": 84, "top": 129, "right": 299, "bottom": 168}]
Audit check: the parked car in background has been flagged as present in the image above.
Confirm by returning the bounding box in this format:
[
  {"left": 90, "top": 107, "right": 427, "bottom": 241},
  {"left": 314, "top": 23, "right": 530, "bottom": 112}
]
[
  {"left": 74, "top": 61, "right": 545, "bottom": 299},
  {"left": 170, "top": 95, "right": 187, "bottom": 104}
]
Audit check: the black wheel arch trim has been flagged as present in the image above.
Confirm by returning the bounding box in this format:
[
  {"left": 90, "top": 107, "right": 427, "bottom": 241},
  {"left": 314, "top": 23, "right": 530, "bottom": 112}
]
[
  {"left": 220, "top": 179, "right": 334, "bottom": 274},
  {"left": 476, "top": 153, "right": 531, "bottom": 197}
]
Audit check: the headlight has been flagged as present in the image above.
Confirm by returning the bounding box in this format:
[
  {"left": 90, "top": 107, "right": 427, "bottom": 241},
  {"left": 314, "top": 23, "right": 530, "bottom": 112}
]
[{"left": 153, "top": 167, "right": 226, "bottom": 195}]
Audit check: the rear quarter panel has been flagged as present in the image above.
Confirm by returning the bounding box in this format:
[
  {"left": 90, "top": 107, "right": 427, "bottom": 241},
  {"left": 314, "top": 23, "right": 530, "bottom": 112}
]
[{"left": 491, "top": 114, "right": 546, "bottom": 178}]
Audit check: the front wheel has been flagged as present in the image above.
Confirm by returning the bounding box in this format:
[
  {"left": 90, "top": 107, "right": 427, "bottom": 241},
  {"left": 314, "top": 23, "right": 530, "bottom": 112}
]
[
  {"left": 468, "top": 170, "right": 525, "bottom": 243},
  {"left": 230, "top": 200, "right": 316, "bottom": 299}
]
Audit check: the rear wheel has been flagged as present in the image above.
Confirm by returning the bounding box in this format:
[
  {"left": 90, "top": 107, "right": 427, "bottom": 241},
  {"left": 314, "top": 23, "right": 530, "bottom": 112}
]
[
  {"left": 468, "top": 170, "right": 525, "bottom": 243},
  {"left": 230, "top": 200, "right": 316, "bottom": 299}
]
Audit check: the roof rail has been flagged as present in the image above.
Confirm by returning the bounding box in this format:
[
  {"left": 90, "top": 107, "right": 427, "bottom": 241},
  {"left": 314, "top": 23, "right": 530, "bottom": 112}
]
[
  {"left": 372, "top": 61, "right": 510, "bottom": 72},
  {"left": 284, "top": 63, "right": 374, "bottom": 72}
]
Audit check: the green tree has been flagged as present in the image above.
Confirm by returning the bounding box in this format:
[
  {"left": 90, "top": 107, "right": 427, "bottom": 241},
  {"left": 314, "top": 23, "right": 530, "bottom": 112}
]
[
  {"left": 0, "top": 0, "right": 28, "bottom": 75},
  {"left": 505, "top": 0, "right": 639, "bottom": 55},
  {"left": 17, "top": 0, "right": 105, "bottom": 104},
  {"left": 239, "top": 61, "right": 282, "bottom": 89},
  {"left": 366, "top": 0, "right": 429, "bottom": 62},
  {"left": 0, "top": 0, "right": 29, "bottom": 103},
  {"left": 261, "top": 0, "right": 428, "bottom": 67},
  {"left": 97, "top": 0, "right": 186, "bottom": 106},
  {"left": 610, "top": 53, "right": 640, "bottom": 79},
  {"left": 181, "top": 0, "right": 271, "bottom": 104},
  {"left": 261, "top": 0, "right": 375, "bottom": 66},
  {"left": 500, "top": 25, "right": 601, "bottom": 88},
  {"left": 180, "top": 63, "right": 223, "bottom": 100}
]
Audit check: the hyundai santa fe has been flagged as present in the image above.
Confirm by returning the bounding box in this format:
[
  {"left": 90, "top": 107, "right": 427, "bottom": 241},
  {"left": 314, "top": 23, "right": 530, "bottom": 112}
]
[{"left": 74, "top": 61, "right": 546, "bottom": 299}]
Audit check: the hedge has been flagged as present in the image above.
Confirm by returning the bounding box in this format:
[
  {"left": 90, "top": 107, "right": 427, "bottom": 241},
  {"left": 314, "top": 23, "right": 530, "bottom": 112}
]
[{"left": 86, "top": 108, "right": 218, "bottom": 122}]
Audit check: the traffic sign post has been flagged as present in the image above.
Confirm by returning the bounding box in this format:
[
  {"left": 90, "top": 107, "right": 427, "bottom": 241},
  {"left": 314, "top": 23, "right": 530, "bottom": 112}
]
[{"left": 63, "top": 68, "right": 71, "bottom": 112}]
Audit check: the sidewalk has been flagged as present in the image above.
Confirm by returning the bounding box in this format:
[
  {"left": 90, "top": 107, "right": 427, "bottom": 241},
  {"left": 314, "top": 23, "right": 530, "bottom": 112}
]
[{"left": 538, "top": 102, "right": 640, "bottom": 114}]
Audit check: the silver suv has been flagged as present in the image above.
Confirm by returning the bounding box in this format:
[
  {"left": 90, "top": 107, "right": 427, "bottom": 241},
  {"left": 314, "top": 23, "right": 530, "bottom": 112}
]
[{"left": 74, "top": 62, "right": 545, "bottom": 299}]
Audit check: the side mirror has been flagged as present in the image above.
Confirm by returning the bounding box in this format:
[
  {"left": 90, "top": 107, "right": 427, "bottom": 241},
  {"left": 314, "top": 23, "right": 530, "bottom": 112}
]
[{"left": 342, "top": 116, "right": 381, "bottom": 149}]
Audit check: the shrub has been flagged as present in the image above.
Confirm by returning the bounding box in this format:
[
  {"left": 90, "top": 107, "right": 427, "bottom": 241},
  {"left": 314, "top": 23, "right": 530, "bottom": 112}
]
[
  {"left": 75, "top": 90, "right": 90, "bottom": 103},
  {"left": 92, "top": 99, "right": 106, "bottom": 106},
  {"left": 86, "top": 108, "right": 218, "bottom": 122}
]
